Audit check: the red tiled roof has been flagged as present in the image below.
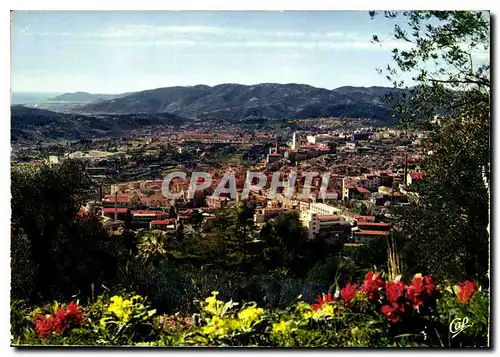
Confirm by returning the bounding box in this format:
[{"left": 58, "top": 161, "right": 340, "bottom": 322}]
[
  {"left": 356, "top": 215, "right": 375, "bottom": 221},
  {"left": 356, "top": 187, "right": 370, "bottom": 193},
  {"left": 151, "top": 219, "right": 175, "bottom": 225},
  {"left": 131, "top": 210, "right": 165, "bottom": 216},
  {"left": 317, "top": 215, "right": 342, "bottom": 221},
  {"left": 344, "top": 184, "right": 355, "bottom": 189},
  {"left": 410, "top": 171, "right": 425, "bottom": 180},
  {"left": 103, "top": 195, "right": 131, "bottom": 203},
  {"left": 355, "top": 230, "right": 391, "bottom": 236},
  {"left": 358, "top": 222, "right": 392, "bottom": 228},
  {"left": 102, "top": 208, "right": 128, "bottom": 214}
]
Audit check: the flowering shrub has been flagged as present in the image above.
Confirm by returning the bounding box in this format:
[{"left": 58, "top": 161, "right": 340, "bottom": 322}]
[
  {"left": 96, "top": 294, "right": 157, "bottom": 345},
  {"left": 33, "top": 302, "right": 85, "bottom": 339},
  {"left": 362, "top": 271, "right": 385, "bottom": 302},
  {"left": 11, "top": 273, "right": 489, "bottom": 347},
  {"left": 457, "top": 281, "right": 479, "bottom": 303},
  {"left": 341, "top": 283, "right": 359, "bottom": 306},
  {"left": 311, "top": 292, "right": 335, "bottom": 311},
  {"left": 104, "top": 295, "right": 153, "bottom": 323},
  {"left": 184, "top": 291, "right": 268, "bottom": 346}
]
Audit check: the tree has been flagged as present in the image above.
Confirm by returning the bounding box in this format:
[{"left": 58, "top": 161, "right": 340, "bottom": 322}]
[
  {"left": 124, "top": 209, "right": 133, "bottom": 230},
  {"left": 11, "top": 159, "right": 123, "bottom": 301},
  {"left": 136, "top": 229, "right": 168, "bottom": 264},
  {"left": 191, "top": 209, "right": 204, "bottom": 227},
  {"left": 259, "top": 212, "right": 308, "bottom": 274},
  {"left": 373, "top": 11, "right": 490, "bottom": 283},
  {"left": 169, "top": 205, "right": 177, "bottom": 219},
  {"left": 176, "top": 220, "right": 184, "bottom": 242}
]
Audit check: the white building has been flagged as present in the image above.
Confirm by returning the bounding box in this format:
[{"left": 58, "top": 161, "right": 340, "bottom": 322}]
[
  {"left": 292, "top": 132, "right": 298, "bottom": 150},
  {"left": 299, "top": 210, "right": 350, "bottom": 242},
  {"left": 47, "top": 155, "right": 59, "bottom": 165},
  {"left": 309, "top": 202, "right": 342, "bottom": 216},
  {"left": 306, "top": 135, "right": 316, "bottom": 144}
]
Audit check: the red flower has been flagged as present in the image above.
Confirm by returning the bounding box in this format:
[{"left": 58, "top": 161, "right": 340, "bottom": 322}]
[
  {"left": 33, "top": 302, "right": 85, "bottom": 339},
  {"left": 382, "top": 300, "right": 414, "bottom": 324},
  {"left": 385, "top": 281, "right": 406, "bottom": 304},
  {"left": 410, "top": 276, "right": 425, "bottom": 294},
  {"left": 65, "top": 302, "right": 85, "bottom": 325},
  {"left": 407, "top": 276, "right": 425, "bottom": 308},
  {"left": 381, "top": 304, "right": 402, "bottom": 323},
  {"left": 362, "top": 271, "right": 386, "bottom": 302},
  {"left": 457, "top": 281, "right": 479, "bottom": 303},
  {"left": 312, "top": 292, "right": 335, "bottom": 311},
  {"left": 54, "top": 309, "right": 70, "bottom": 333},
  {"left": 34, "top": 314, "right": 56, "bottom": 339},
  {"left": 341, "top": 283, "right": 359, "bottom": 306},
  {"left": 407, "top": 274, "right": 438, "bottom": 308},
  {"left": 423, "top": 275, "right": 437, "bottom": 296}
]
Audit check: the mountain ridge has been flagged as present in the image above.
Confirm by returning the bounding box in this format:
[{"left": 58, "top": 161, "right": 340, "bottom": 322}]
[
  {"left": 10, "top": 105, "right": 188, "bottom": 143},
  {"left": 49, "top": 91, "right": 135, "bottom": 103},
  {"left": 72, "top": 83, "right": 403, "bottom": 123}
]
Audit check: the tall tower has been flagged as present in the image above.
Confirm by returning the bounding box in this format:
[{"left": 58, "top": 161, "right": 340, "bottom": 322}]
[
  {"left": 292, "top": 132, "right": 297, "bottom": 150},
  {"left": 403, "top": 152, "right": 408, "bottom": 186},
  {"left": 114, "top": 191, "right": 118, "bottom": 221}
]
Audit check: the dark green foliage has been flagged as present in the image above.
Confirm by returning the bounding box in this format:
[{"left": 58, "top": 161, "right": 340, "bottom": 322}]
[
  {"left": 373, "top": 11, "right": 490, "bottom": 284},
  {"left": 11, "top": 160, "right": 126, "bottom": 302},
  {"left": 351, "top": 236, "right": 389, "bottom": 272},
  {"left": 258, "top": 212, "right": 308, "bottom": 273}
]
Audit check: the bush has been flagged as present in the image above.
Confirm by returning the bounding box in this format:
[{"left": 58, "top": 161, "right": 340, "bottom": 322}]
[
  {"left": 11, "top": 161, "right": 129, "bottom": 303},
  {"left": 11, "top": 273, "right": 489, "bottom": 347}
]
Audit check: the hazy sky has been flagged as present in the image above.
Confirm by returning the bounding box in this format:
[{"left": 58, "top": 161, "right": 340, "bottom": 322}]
[{"left": 10, "top": 11, "right": 488, "bottom": 94}]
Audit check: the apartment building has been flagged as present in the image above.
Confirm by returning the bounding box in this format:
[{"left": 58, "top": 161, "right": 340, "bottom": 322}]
[
  {"left": 309, "top": 202, "right": 342, "bottom": 216},
  {"left": 299, "top": 210, "right": 351, "bottom": 243}
]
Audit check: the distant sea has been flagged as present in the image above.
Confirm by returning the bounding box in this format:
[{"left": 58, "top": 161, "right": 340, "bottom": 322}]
[{"left": 11, "top": 92, "right": 63, "bottom": 105}]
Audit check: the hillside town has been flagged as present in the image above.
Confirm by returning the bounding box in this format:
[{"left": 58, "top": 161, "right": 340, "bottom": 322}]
[{"left": 12, "top": 123, "right": 429, "bottom": 257}]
